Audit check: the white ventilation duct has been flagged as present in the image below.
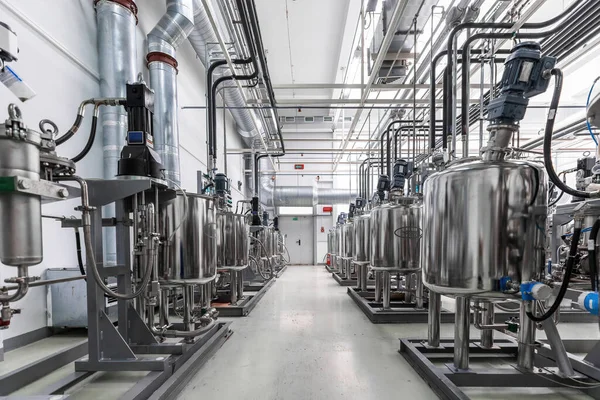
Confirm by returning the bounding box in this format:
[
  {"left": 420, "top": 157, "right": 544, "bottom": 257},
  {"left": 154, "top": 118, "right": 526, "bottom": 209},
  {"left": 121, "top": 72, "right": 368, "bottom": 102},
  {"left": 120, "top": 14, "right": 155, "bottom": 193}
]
[
  {"left": 188, "top": 0, "right": 262, "bottom": 144},
  {"left": 95, "top": 0, "right": 138, "bottom": 265},
  {"left": 147, "top": 0, "right": 196, "bottom": 186},
  {"left": 259, "top": 160, "right": 357, "bottom": 207}
]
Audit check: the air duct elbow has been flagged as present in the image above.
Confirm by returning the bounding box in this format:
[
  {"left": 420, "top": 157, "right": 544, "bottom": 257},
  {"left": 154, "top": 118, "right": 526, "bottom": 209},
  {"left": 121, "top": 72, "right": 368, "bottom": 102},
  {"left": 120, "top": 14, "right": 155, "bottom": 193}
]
[{"left": 148, "top": 0, "right": 195, "bottom": 57}]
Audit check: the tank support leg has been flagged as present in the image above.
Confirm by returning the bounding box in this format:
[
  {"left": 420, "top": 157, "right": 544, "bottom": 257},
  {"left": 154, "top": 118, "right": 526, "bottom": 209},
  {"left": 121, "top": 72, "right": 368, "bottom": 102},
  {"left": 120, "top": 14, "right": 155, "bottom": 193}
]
[
  {"left": 480, "top": 301, "right": 494, "bottom": 349},
  {"left": 382, "top": 271, "right": 391, "bottom": 309},
  {"left": 374, "top": 271, "right": 382, "bottom": 303},
  {"left": 454, "top": 296, "right": 470, "bottom": 370},
  {"left": 236, "top": 270, "right": 244, "bottom": 301},
  {"left": 428, "top": 291, "right": 441, "bottom": 347},
  {"left": 518, "top": 302, "right": 536, "bottom": 371},
  {"left": 230, "top": 272, "right": 238, "bottom": 305},
  {"left": 360, "top": 264, "right": 368, "bottom": 291}
]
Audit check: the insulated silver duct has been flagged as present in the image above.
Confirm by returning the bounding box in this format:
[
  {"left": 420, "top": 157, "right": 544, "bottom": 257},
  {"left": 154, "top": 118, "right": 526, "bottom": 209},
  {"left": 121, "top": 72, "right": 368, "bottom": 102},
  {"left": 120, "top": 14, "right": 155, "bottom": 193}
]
[
  {"left": 148, "top": 0, "right": 195, "bottom": 186},
  {"left": 95, "top": 0, "right": 137, "bottom": 265},
  {"left": 259, "top": 160, "right": 357, "bottom": 207},
  {"left": 188, "top": 0, "right": 262, "bottom": 142}
]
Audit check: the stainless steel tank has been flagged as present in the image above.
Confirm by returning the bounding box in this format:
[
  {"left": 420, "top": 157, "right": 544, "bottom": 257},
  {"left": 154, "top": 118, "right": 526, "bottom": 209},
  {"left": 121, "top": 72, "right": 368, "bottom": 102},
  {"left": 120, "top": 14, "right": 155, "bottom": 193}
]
[
  {"left": 159, "top": 193, "right": 217, "bottom": 284},
  {"left": 258, "top": 227, "right": 275, "bottom": 257},
  {"left": 370, "top": 197, "right": 421, "bottom": 270},
  {"left": 335, "top": 225, "right": 343, "bottom": 256},
  {"left": 327, "top": 230, "right": 336, "bottom": 255},
  {"left": 422, "top": 160, "right": 547, "bottom": 299},
  {"left": 217, "top": 212, "right": 249, "bottom": 268},
  {"left": 0, "top": 107, "right": 43, "bottom": 266},
  {"left": 353, "top": 213, "right": 370, "bottom": 262},
  {"left": 341, "top": 222, "right": 354, "bottom": 258}
]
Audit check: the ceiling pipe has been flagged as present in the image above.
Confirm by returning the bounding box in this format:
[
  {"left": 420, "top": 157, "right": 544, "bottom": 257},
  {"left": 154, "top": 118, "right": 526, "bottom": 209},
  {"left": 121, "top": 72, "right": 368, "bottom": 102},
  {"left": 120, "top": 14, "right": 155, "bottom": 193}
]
[
  {"left": 94, "top": 0, "right": 138, "bottom": 266},
  {"left": 147, "top": 0, "right": 196, "bottom": 187},
  {"left": 188, "top": 0, "right": 263, "bottom": 146},
  {"left": 258, "top": 159, "right": 357, "bottom": 208}
]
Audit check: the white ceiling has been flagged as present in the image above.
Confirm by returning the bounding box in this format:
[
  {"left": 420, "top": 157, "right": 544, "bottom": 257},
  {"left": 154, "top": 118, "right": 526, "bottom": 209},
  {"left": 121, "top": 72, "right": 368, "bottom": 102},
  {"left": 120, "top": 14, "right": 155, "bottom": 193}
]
[{"left": 254, "top": 0, "right": 357, "bottom": 104}]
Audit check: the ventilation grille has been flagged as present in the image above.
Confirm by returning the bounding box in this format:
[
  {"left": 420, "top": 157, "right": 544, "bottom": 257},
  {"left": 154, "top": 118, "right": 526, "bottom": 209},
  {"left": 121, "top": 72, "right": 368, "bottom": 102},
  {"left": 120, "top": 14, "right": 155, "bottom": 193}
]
[{"left": 277, "top": 116, "right": 336, "bottom": 124}]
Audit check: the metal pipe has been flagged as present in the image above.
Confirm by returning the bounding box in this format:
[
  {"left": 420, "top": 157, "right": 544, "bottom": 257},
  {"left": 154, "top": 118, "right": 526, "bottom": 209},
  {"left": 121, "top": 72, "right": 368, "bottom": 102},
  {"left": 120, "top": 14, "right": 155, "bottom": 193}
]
[
  {"left": 160, "top": 287, "right": 170, "bottom": 327},
  {"left": 345, "top": 258, "right": 351, "bottom": 280},
  {"left": 382, "top": 271, "right": 391, "bottom": 310},
  {"left": 479, "top": 301, "right": 494, "bottom": 348},
  {"left": 2, "top": 274, "right": 85, "bottom": 291},
  {"left": 95, "top": 0, "right": 137, "bottom": 266},
  {"left": 183, "top": 285, "right": 194, "bottom": 332},
  {"left": 415, "top": 273, "right": 424, "bottom": 309},
  {"left": 359, "top": 263, "right": 368, "bottom": 292},
  {"left": 454, "top": 296, "right": 470, "bottom": 370},
  {"left": 147, "top": 0, "right": 195, "bottom": 186},
  {"left": 0, "top": 266, "right": 29, "bottom": 303},
  {"left": 428, "top": 292, "right": 441, "bottom": 347}
]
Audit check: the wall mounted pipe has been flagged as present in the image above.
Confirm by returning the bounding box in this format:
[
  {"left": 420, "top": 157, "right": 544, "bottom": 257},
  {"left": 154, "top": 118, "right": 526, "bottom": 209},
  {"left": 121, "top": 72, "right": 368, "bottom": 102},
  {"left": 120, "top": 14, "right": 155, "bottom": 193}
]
[
  {"left": 94, "top": 0, "right": 137, "bottom": 265},
  {"left": 147, "top": 0, "right": 195, "bottom": 186},
  {"left": 188, "top": 1, "right": 263, "bottom": 145}
]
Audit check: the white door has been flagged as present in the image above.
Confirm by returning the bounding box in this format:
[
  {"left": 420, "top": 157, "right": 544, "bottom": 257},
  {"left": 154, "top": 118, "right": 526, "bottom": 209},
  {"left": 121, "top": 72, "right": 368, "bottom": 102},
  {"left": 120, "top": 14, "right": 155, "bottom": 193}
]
[{"left": 279, "top": 216, "right": 314, "bottom": 265}]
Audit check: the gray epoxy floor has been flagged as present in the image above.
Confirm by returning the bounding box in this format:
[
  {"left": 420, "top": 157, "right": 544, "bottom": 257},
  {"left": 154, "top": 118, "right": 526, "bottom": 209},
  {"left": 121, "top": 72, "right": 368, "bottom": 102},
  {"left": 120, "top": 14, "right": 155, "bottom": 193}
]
[{"left": 177, "top": 265, "right": 437, "bottom": 400}]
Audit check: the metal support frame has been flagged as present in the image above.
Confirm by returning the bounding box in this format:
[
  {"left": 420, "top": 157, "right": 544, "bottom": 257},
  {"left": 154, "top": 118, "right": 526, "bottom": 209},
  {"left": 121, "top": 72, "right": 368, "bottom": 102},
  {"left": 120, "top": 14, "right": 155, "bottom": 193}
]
[
  {"left": 400, "top": 337, "right": 600, "bottom": 400},
  {"left": 0, "top": 179, "right": 234, "bottom": 399},
  {"left": 212, "top": 277, "right": 275, "bottom": 317}
]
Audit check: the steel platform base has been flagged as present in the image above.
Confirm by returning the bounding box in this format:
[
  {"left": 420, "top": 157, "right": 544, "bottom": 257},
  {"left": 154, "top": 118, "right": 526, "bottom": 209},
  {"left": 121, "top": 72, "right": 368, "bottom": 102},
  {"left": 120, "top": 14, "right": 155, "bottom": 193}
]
[
  {"left": 275, "top": 264, "right": 288, "bottom": 276},
  {"left": 348, "top": 287, "right": 449, "bottom": 323},
  {"left": 213, "top": 278, "right": 275, "bottom": 317},
  {"left": 348, "top": 288, "right": 596, "bottom": 324},
  {"left": 1, "top": 322, "right": 232, "bottom": 400},
  {"left": 325, "top": 265, "right": 336, "bottom": 273},
  {"left": 399, "top": 337, "right": 600, "bottom": 400},
  {"left": 331, "top": 271, "right": 375, "bottom": 287}
]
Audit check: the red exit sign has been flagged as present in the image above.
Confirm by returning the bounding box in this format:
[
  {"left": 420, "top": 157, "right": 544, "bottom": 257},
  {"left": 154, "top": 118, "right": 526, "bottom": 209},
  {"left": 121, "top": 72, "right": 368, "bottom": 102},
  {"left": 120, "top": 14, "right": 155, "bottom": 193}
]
[
  {"left": 294, "top": 164, "right": 304, "bottom": 170},
  {"left": 322, "top": 206, "right": 333, "bottom": 213}
]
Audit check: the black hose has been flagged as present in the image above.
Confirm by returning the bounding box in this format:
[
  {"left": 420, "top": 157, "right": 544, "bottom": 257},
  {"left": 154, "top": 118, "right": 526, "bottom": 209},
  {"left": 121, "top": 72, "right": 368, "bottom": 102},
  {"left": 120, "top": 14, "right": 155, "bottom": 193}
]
[
  {"left": 527, "top": 226, "right": 581, "bottom": 322},
  {"left": 589, "top": 219, "right": 600, "bottom": 292},
  {"left": 56, "top": 114, "right": 83, "bottom": 146},
  {"left": 543, "top": 69, "right": 594, "bottom": 198},
  {"left": 70, "top": 116, "right": 98, "bottom": 163},
  {"left": 74, "top": 228, "right": 86, "bottom": 279}
]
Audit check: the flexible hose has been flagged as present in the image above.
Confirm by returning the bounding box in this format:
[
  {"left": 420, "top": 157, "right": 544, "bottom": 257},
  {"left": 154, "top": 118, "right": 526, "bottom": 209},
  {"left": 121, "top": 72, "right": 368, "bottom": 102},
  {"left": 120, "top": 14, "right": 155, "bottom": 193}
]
[
  {"left": 71, "top": 114, "right": 98, "bottom": 163},
  {"left": 527, "top": 226, "right": 581, "bottom": 322},
  {"left": 64, "top": 176, "right": 154, "bottom": 300},
  {"left": 589, "top": 218, "right": 600, "bottom": 292},
  {"left": 249, "top": 236, "right": 273, "bottom": 280},
  {"left": 163, "top": 318, "right": 217, "bottom": 338},
  {"left": 74, "top": 228, "right": 86, "bottom": 279},
  {"left": 543, "top": 69, "right": 599, "bottom": 199},
  {"left": 586, "top": 77, "right": 600, "bottom": 146}
]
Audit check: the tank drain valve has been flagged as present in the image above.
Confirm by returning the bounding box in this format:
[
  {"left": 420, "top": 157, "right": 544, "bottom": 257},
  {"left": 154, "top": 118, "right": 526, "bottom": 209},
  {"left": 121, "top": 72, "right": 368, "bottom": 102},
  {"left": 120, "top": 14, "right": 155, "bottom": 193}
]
[
  {"left": 578, "top": 292, "right": 599, "bottom": 316},
  {"left": 520, "top": 282, "right": 552, "bottom": 301}
]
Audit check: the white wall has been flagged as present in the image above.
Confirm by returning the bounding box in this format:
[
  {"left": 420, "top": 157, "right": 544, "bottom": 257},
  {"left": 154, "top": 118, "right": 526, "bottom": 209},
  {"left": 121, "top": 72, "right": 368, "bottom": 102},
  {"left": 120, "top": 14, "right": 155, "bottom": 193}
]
[{"left": 0, "top": 0, "right": 247, "bottom": 342}]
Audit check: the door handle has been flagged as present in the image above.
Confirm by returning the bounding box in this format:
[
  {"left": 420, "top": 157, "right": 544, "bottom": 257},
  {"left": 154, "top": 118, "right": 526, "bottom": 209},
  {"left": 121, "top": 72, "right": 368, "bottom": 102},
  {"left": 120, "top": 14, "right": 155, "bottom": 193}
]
[{"left": 296, "top": 239, "right": 301, "bottom": 246}]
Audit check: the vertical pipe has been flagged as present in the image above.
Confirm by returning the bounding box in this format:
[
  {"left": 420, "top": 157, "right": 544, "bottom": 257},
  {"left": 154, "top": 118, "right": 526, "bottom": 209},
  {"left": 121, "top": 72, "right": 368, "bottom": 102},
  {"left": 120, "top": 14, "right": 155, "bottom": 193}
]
[
  {"left": 95, "top": 0, "right": 138, "bottom": 266},
  {"left": 451, "top": 35, "right": 458, "bottom": 156},
  {"left": 230, "top": 271, "right": 238, "bottom": 304},
  {"left": 428, "top": 291, "right": 441, "bottom": 347},
  {"left": 382, "top": 271, "right": 391, "bottom": 309},
  {"left": 415, "top": 273, "right": 424, "bottom": 309},
  {"left": 454, "top": 296, "right": 470, "bottom": 370},
  {"left": 374, "top": 271, "right": 382, "bottom": 303},
  {"left": 479, "top": 58, "right": 485, "bottom": 150},
  {"left": 462, "top": 28, "right": 471, "bottom": 158},
  {"left": 480, "top": 301, "right": 494, "bottom": 348},
  {"left": 160, "top": 288, "right": 170, "bottom": 327},
  {"left": 518, "top": 302, "right": 536, "bottom": 371}
]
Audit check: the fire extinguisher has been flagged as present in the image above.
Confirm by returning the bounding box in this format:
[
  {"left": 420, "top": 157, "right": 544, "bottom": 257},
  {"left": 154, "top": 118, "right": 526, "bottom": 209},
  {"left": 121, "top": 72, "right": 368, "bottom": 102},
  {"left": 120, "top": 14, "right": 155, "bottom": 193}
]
[{"left": 326, "top": 254, "right": 331, "bottom": 265}]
